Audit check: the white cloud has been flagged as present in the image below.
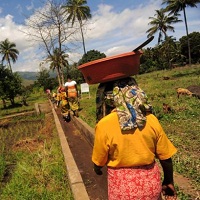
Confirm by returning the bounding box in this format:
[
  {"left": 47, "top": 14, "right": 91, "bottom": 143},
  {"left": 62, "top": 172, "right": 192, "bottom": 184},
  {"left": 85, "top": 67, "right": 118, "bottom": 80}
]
[
  {"left": 0, "top": 0, "right": 199, "bottom": 72},
  {"left": 26, "top": 1, "right": 35, "bottom": 11},
  {"left": 0, "top": 15, "right": 28, "bottom": 48},
  {"left": 0, "top": 14, "right": 41, "bottom": 72},
  {"left": 16, "top": 4, "right": 23, "bottom": 14},
  {"left": 85, "top": 1, "right": 161, "bottom": 56}
]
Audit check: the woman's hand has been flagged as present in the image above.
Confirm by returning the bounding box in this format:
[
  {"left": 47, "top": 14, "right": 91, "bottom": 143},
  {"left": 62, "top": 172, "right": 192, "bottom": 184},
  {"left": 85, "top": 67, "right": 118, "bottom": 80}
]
[
  {"left": 93, "top": 164, "right": 103, "bottom": 175},
  {"left": 162, "top": 183, "right": 177, "bottom": 199}
]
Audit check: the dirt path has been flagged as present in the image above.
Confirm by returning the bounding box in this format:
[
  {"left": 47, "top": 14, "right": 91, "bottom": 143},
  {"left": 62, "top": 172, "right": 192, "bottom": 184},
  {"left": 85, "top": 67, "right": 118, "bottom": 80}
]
[
  {"left": 56, "top": 110, "right": 108, "bottom": 200},
  {"left": 174, "top": 173, "right": 200, "bottom": 199}
]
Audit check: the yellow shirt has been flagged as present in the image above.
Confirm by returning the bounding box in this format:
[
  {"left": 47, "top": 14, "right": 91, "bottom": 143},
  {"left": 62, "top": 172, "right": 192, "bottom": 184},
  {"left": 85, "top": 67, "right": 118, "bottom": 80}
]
[
  {"left": 56, "top": 92, "right": 61, "bottom": 101},
  {"left": 92, "top": 112, "right": 177, "bottom": 168},
  {"left": 60, "top": 91, "right": 67, "bottom": 100}
]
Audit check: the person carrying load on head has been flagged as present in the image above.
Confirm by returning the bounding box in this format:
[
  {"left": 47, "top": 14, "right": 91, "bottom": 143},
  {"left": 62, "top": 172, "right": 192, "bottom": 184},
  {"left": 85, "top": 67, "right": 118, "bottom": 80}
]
[
  {"left": 92, "top": 77, "right": 177, "bottom": 200},
  {"left": 59, "top": 86, "right": 70, "bottom": 122},
  {"left": 64, "top": 75, "right": 79, "bottom": 117}
]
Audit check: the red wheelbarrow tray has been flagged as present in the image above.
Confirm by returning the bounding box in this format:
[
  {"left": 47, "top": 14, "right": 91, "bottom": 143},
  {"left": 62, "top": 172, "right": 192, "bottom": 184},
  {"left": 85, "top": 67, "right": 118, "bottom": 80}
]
[{"left": 78, "top": 50, "right": 143, "bottom": 84}]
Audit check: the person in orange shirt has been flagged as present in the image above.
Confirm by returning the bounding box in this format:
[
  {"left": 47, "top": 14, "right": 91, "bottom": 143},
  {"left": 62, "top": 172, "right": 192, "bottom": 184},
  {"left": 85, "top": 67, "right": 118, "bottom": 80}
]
[
  {"left": 64, "top": 75, "right": 79, "bottom": 117},
  {"left": 92, "top": 77, "right": 177, "bottom": 200}
]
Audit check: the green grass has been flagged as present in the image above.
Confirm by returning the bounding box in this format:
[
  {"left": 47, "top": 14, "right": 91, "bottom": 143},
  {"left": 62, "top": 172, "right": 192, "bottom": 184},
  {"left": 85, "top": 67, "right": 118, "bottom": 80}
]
[
  {"left": 0, "top": 88, "right": 47, "bottom": 118},
  {"left": 1, "top": 65, "right": 199, "bottom": 199},
  {"left": 79, "top": 64, "right": 200, "bottom": 199},
  {"left": 0, "top": 91, "right": 73, "bottom": 199}
]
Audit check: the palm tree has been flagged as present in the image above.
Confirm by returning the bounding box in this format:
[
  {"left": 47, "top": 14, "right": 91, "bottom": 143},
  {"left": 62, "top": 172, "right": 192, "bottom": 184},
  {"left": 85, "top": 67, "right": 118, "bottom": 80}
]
[
  {"left": 146, "top": 9, "right": 181, "bottom": 44},
  {"left": 44, "top": 48, "right": 69, "bottom": 86},
  {"left": 162, "top": 0, "right": 200, "bottom": 65},
  {"left": 62, "top": 0, "right": 91, "bottom": 55},
  {"left": 0, "top": 38, "right": 19, "bottom": 73}
]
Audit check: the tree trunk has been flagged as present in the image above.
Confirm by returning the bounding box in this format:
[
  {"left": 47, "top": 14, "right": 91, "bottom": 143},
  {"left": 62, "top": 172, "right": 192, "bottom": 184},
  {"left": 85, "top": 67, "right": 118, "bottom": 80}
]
[
  {"left": 8, "top": 59, "right": 13, "bottom": 73},
  {"left": 55, "top": 66, "right": 61, "bottom": 86},
  {"left": 60, "top": 63, "right": 65, "bottom": 85},
  {"left": 10, "top": 97, "right": 15, "bottom": 106},
  {"left": 2, "top": 98, "right": 6, "bottom": 108},
  {"left": 61, "top": 68, "right": 65, "bottom": 85},
  {"left": 183, "top": 7, "right": 191, "bottom": 66},
  {"left": 79, "top": 20, "right": 87, "bottom": 55}
]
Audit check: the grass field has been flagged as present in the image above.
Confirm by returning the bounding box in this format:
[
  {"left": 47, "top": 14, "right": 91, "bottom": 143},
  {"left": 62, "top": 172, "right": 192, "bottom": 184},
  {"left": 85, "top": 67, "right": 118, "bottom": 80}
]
[
  {"left": 0, "top": 91, "right": 73, "bottom": 199},
  {"left": 0, "top": 65, "right": 199, "bottom": 199},
  {"left": 79, "top": 65, "right": 200, "bottom": 199}
]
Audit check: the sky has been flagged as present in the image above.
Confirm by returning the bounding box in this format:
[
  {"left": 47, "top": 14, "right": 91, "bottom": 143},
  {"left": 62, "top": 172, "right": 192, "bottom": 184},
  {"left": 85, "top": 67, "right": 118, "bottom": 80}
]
[{"left": 0, "top": 0, "right": 199, "bottom": 72}]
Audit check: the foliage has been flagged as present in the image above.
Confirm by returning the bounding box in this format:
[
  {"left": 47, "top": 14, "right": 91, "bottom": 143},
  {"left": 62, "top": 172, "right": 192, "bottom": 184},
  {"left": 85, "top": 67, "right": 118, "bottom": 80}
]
[
  {"left": 34, "top": 67, "right": 58, "bottom": 91},
  {"left": 63, "top": 63, "right": 84, "bottom": 84},
  {"left": 162, "top": 0, "right": 200, "bottom": 15},
  {"left": 0, "top": 65, "right": 23, "bottom": 106},
  {"left": 44, "top": 48, "right": 69, "bottom": 86},
  {"left": 78, "top": 49, "right": 106, "bottom": 65},
  {"left": 0, "top": 113, "right": 73, "bottom": 199},
  {"left": 24, "top": 0, "right": 80, "bottom": 86},
  {"left": 62, "top": 0, "right": 92, "bottom": 55},
  {"left": 140, "top": 32, "right": 200, "bottom": 72},
  {"left": 0, "top": 90, "right": 73, "bottom": 198},
  {"left": 179, "top": 31, "right": 200, "bottom": 64},
  {"left": 147, "top": 8, "right": 181, "bottom": 44},
  {"left": 162, "top": 0, "right": 200, "bottom": 65},
  {"left": 20, "top": 85, "right": 33, "bottom": 106},
  {"left": 0, "top": 85, "right": 47, "bottom": 118},
  {"left": 0, "top": 38, "right": 19, "bottom": 73}
]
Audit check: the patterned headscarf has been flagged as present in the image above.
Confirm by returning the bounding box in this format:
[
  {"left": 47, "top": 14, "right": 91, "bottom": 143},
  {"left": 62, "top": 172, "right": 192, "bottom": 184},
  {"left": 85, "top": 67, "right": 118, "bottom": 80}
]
[{"left": 96, "top": 77, "right": 152, "bottom": 131}]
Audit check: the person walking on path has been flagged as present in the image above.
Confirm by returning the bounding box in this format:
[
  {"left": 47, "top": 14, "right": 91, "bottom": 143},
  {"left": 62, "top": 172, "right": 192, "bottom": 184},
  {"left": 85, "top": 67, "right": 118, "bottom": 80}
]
[
  {"left": 58, "top": 86, "right": 71, "bottom": 122},
  {"left": 54, "top": 86, "right": 62, "bottom": 109},
  {"left": 64, "top": 75, "right": 79, "bottom": 117},
  {"left": 92, "top": 77, "right": 177, "bottom": 200}
]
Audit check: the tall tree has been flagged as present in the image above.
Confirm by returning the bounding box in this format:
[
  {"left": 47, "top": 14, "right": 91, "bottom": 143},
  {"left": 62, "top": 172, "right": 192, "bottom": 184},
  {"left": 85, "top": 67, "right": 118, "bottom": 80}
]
[
  {"left": 162, "top": 0, "right": 200, "bottom": 65},
  {"left": 24, "top": 0, "right": 77, "bottom": 86},
  {"left": 179, "top": 31, "right": 200, "bottom": 64},
  {"left": 44, "top": 48, "right": 69, "bottom": 85},
  {"left": 0, "top": 64, "right": 22, "bottom": 106},
  {"left": 62, "top": 0, "right": 92, "bottom": 55},
  {"left": 146, "top": 9, "right": 181, "bottom": 44},
  {"left": 78, "top": 49, "right": 106, "bottom": 65},
  {"left": 0, "top": 38, "right": 19, "bottom": 73}
]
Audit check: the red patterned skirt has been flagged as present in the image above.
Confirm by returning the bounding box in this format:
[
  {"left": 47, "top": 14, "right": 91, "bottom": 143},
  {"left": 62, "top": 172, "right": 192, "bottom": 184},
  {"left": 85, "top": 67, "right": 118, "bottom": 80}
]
[{"left": 108, "top": 162, "right": 162, "bottom": 200}]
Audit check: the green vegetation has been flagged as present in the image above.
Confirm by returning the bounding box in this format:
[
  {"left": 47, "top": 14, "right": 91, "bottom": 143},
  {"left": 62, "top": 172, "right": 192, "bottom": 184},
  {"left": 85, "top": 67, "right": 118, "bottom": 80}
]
[
  {"left": 62, "top": 0, "right": 92, "bottom": 55},
  {"left": 0, "top": 38, "right": 19, "bottom": 73},
  {"left": 0, "top": 64, "right": 199, "bottom": 199},
  {"left": 79, "top": 65, "right": 200, "bottom": 199},
  {"left": 0, "top": 88, "right": 46, "bottom": 118},
  {"left": 0, "top": 91, "right": 73, "bottom": 199}
]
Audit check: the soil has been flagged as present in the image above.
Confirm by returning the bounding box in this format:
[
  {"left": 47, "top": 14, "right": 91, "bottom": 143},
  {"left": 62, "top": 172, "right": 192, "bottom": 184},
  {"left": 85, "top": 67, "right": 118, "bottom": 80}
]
[
  {"left": 187, "top": 85, "right": 200, "bottom": 98},
  {"left": 56, "top": 109, "right": 108, "bottom": 200}
]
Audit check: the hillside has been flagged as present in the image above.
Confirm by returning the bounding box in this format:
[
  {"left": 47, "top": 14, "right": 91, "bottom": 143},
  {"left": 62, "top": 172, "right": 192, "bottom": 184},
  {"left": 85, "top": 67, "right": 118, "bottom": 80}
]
[
  {"left": 17, "top": 71, "right": 38, "bottom": 80},
  {"left": 17, "top": 71, "right": 57, "bottom": 81}
]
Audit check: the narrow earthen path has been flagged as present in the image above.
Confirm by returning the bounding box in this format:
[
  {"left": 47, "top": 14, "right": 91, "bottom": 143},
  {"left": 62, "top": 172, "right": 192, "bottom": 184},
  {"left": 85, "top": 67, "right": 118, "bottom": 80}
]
[{"left": 56, "top": 110, "right": 108, "bottom": 200}]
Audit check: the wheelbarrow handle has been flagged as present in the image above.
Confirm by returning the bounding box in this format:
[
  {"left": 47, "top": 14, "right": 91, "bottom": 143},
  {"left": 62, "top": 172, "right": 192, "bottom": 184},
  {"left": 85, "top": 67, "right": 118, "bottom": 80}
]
[{"left": 133, "top": 36, "right": 154, "bottom": 52}]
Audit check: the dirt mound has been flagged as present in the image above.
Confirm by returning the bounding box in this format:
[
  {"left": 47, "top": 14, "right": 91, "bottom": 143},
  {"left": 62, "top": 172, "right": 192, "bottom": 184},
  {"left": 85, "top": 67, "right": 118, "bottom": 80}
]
[{"left": 187, "top": 85, "right": 200, "bottom": 98}]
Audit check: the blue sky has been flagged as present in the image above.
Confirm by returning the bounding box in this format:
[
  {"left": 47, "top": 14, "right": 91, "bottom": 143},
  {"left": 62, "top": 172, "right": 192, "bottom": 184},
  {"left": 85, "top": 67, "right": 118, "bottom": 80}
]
[{"left": 0, "top": 0, "right": 199, "bottom": 72}]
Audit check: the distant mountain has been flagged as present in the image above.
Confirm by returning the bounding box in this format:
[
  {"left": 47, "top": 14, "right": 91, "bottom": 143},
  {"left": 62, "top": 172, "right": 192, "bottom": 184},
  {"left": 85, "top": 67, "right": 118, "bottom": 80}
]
[
  {"left": 16, "top": 71, "right": 57, "bottom": 81},
  {"left": 17, "top": 71, "right": 38, "bottom": 80}
]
